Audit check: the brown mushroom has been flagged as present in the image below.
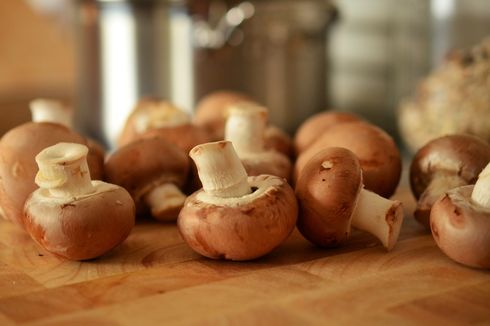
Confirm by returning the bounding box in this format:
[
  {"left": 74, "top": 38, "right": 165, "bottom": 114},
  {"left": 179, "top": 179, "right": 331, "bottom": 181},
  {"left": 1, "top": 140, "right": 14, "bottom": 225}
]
[
  {"left": 23, "top": 142, "right": 135, "bottom": 260},
  {"left": 0, "top": 122, "right": 102, "bottom": 227},
  {"left": 117, "top": 98, "right": 202, "bottom": 149},
  {"left": 430, "top": 163, "right": 490, "bottom": 268},
  {"left": 193, "top": 91, "right": 293, "bottom": 157},
  {"left": 295, "top": 147, "right": 404, "bottom": 250},
  {"left": 225, "top": 102, "right": 291, "bottom": 180},
  {"left": 29, "top": 98, "right": 105, "bottom": 180},
  {"left": 294, "top": 121, "right": 402, "bottom": 198},
  {"left": 294, "top": 111, "right": 361, "bottom": 154},
  {"left": 410, "top": 134, "right": 490, "bottom": 229},
  {"left": 105, "top": 137, "right": 189, "bottom": 222},
  {"left": 178, "top": 141, "right": 297, "bottom": 261}
]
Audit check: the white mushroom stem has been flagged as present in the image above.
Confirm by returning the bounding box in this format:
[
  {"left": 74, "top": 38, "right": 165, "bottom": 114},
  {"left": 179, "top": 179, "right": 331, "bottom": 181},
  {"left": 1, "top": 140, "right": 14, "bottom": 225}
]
[
  {"left": 143, "top": 183, "right": 186, "bottom": 217},
  {"left": 418, "top": 173, "right": 467, "bottom": 207},
  {"left": 471, "top": 163, "right": 490, "bottom": 208},
  {"left": 35, "top": 142, "right": 94, "bottom": 198},
  {"left": 351, "top": 189, "right": 404, "bottom": 250},
  {"left": 135, "top": 102, "right": 190, "bottom": 133},
  {"left": 225, "top": 103, "right": 268, "bottom": 153},
  {"left": 190, "top": 141, "right": 251, "bottom": 198},
  {"left": 30, "top": 99, "right": 73, "bottom": 128}
]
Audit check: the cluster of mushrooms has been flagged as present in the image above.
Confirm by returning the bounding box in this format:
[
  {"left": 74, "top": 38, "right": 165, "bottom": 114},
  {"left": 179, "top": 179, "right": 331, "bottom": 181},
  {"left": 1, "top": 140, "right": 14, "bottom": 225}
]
[{"left": 0, "top": 92, "right": 488, "bottom": 268}]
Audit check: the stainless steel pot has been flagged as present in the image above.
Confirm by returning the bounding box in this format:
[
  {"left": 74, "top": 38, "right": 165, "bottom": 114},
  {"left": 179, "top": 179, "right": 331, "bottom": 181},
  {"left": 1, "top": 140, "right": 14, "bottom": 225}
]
[{"left": 74, "top": 0, "right": 336, "bottom": 147}]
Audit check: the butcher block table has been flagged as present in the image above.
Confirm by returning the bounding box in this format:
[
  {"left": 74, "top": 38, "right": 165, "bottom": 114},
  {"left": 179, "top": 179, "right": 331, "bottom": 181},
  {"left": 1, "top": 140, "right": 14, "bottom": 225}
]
[{"left": 0, "top": 176, "right": 489, "bottom": 325}]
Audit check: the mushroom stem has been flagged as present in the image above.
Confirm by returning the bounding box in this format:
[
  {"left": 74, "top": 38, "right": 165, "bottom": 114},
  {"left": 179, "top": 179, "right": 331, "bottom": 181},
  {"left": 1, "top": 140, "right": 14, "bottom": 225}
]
[
  {"left": 143, "top": 183, "right": 186, "bottom": 220},
  {"left": 190, "top": 141, "right": 251, "bottom": 198},
  {"left": 351, "top": 189, "right": 404, "bottom": 250},
  {"left": 35, "top": 143, "right": 94, "bottom": 198},
  {"left": 30, "top": 99, "right": 73, "bottom": 128},
  {"left": 471, "top": 163, "right": 490, "bottom": 208},
  {"left": 225, "top": 103, "right": 268, "bottom": 154},
  {"left": 416, "top": 173, "right": 467, "bottom": 210}
]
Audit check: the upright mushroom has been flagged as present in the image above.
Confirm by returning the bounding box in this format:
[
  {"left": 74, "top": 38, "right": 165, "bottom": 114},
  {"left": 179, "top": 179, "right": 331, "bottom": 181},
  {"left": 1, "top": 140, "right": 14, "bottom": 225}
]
[
  {"left": 193, "top": 91, "right": 293, "bottom": 157},
  {"left": 23, "top": 143, "right": 135, "bottom": 260},
  {"left": 410, "top": 134, "right": 490, "bottom": 229},
  {"left": 105, "top": 137, "right": 189, "bottom": 222},
  {"left": 430, "top": 162, "right": 490, "bottom": 268},
  {"left": 294, "top": 111, "right": 361, "bottom": 154},
  {"left": 0, "top": 105, "right": 104, "bottom": 227},
  {"left": 225, "top": 102, "right": 291, "bottom": 180},
  {"left": 295, "top": 147, "right": 404, "bottom": 250},
  {"left": 295, "top": 121, "right": 402, "bottom": 198},
  {"left": 178, "top": 141, "right": 297, "bottom": 261}
]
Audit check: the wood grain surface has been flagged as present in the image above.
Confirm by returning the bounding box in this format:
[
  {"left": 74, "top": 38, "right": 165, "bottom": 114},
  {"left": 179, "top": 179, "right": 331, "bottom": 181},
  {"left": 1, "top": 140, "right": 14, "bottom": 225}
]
[{"left": 0, "top": 177, "right": 489, "bottom": 325}]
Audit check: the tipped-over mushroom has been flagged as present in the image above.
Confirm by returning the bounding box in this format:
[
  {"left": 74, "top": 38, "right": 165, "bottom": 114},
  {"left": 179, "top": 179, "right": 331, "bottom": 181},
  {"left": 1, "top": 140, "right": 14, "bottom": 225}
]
[
  {"left": 105, "top": 137, "right": 189, "bottom": 222},
  {"left": 294, "top": 111, "right": 361, "bottom": 154},
  {"left": 410, "top": 134, "right": 490, "bottom": 229},
  {"left": 295, "top": 147, "right": 404, "bottom": 250},
  {"left": 23, "top": 143, "right": 135, "bottom": 260},
  {"left": 225, "top": 102, "right": 291, "bottom": 180},
  {"left": 178, "top": 141, "right": 297, "bottom": 261},
  {"left": 118, "top": 98, "right": 210, "bottom": 153},
  {"left": 295, "top": 121, "right": 402, "bottom": 197},
  {"left": 193, "top": 91, "right": 293, "bottom": 157},
  {"left": 0, "top": 103, "right": 104, "bottom": 227},
  {"left": 430, "top": 162, "right": 490, "bottom": 268}
]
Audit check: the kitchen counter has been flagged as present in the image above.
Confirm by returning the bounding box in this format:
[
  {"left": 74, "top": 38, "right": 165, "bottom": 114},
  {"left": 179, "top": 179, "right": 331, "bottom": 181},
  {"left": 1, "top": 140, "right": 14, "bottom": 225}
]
[{"left": 0, "top": 183, "right": 489, "bottom": 325}]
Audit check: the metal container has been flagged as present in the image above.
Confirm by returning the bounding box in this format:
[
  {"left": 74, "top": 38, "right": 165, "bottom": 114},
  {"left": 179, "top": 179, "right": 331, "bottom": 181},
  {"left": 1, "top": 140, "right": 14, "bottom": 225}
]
[{"left": 74, "top": 0, "right": 336, "bottom": 147}]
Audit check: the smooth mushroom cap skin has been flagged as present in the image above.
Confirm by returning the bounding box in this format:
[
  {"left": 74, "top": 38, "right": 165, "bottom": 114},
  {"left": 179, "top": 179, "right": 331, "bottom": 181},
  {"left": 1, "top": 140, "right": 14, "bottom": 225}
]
[
  {"left": 178, "top": 175, "right": 298, "bottom": 261},
  {"left": 240, "top": 152, "right": 292, "bottom": 181},
  {"left": 410, "top": 134, "right": 490, "bottom": 199},
  {"left": 24, "top": 181, "right": 135, "bottom": 261},
  {"left": 105, "top": 137, "right": 189, "bottom": 212},
  {"left": 295, "top": 147, "right": 363, "bottom": 247},
  {"left": 295, "top": 121, "right": 402, "bottom": 198},
  {"left": 0, "top": 122, "right": 100, "bottom": 226},
  {"left": 430, "top": 185, "right": 490, "bottom": 269},
  {"left": 264, "top": 126, "right": 294, "bottom": 159},
  {"left": 294, "top": 111, "right": 361, "bottom": 154}
]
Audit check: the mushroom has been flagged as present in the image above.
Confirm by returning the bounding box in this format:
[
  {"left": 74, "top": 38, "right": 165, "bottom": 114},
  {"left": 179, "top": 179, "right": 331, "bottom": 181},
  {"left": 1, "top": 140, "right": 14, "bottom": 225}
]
[
  {"left": 294, "top": 121, "right": 402, "bottom": 198},
  {"left": 430, "top": 162, "right": 490, "bottom": 268},
  {"left": 193, "top": 90, "right": 293, "bottom": 157},
  {"left": 118, "top": 98, "right": 210, "bottom": 153},
  {"left": 177, "top": 141, "right": 297, "bottom": 261},
  {"left": 295, "top": 147, "right": 404, "bottom": 250},
  {"left": 23, "top": 142, "right": 135, "bottom": 260},
  {"left": 0, "top": 112, "right": 104, "bottom": 227},
  {"left": 29, "top": 98, "right": 105, "bottom": 180},
  {"left": 225, "top": 102, "right": 291, "bottom": 180},
  {"left": 294, "top": 111, "right": 361, "bottom": 154},
  {"left": 410, "top": 134, "right": 490, "bottom": 229},
  {"left": 105, "top": 137, "right": 189, "bottom": 222}
]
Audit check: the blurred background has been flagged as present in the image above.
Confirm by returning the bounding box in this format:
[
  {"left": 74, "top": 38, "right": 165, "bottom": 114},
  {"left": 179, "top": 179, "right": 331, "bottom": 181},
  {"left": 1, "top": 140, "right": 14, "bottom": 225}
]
[{"left": 0, "top": 0, "right": 489, "bottom": 148}]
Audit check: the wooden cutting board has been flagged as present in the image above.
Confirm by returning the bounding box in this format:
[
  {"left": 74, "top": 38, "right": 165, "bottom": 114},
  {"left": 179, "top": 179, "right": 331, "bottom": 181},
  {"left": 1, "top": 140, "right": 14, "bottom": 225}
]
[{"left": 0, "top": 182, "right": 489, "bottom": 325}]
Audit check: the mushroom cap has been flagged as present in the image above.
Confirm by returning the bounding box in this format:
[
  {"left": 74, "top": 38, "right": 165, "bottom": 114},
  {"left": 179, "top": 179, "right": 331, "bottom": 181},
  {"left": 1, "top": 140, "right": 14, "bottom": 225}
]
[
  {"left": 24, "top": 181, "right": 135, "bottom": 260},
  {"left": 240, "top": 151, "right": 292, "bottom": 181},
  {"left": 410, "top": 134, "right": 490, "bottom": 199},
  {"left": 118, "top": 98, "right": 191, "bottom": 147},
  {"left": 131, "top": 124, "right": 211, "bottom": 155},
  {"left": 193, "top": 91, "right": 252, "bottom": 140},
  {"left": 295, "top": 121, "right": 401, "bottom": 198},
  {"left": 294, "top": 111, "right": 361, "bottom": 154},
  {"left": 430, "top": 185, "right": 490, "bottom": 269},
  {"left": 105, "top": 137, "right": 189, "bottom": 211},
  {"left": 0, "top": 122, "right": 101, "bottom": 227},
  {"left": 177, "top": 175, "right": 297, "bottom": 261},
  {"left": 295, "top": 147, "right": 363, "bottom": 247},
  {"left": 264, "top": 125, "right": 294, "bottom": 158}
]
